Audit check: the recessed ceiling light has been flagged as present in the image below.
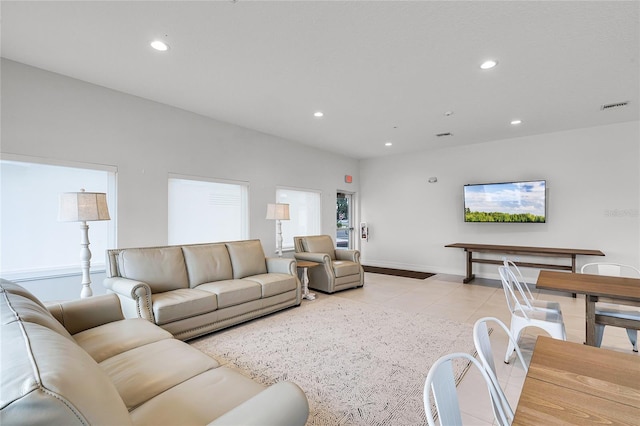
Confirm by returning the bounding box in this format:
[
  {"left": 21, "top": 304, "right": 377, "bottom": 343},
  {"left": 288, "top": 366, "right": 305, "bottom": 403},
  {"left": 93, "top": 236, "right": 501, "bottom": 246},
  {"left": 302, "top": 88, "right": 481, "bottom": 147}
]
[
  {"left": 385, "top": 142, "right": 393, "bottom": 147},
  {"left": 510, "top": 119, "right": 522, "bottom": 125},
  {"left": 314, "top": 111, "right": 324, "bottom": 118},
  {"left": 150, "top": 40, "right": 170, "bottom": 51},
  {"left": 480, "top": 60, "right": 498, "bottom": 70}
]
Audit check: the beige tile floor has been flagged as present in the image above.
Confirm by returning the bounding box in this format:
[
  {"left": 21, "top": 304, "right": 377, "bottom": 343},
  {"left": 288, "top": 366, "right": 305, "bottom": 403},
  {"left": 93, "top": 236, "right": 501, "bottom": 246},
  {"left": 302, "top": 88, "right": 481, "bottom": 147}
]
[{"left": 321, "top": 272, "right": 638, "bottom": 426}]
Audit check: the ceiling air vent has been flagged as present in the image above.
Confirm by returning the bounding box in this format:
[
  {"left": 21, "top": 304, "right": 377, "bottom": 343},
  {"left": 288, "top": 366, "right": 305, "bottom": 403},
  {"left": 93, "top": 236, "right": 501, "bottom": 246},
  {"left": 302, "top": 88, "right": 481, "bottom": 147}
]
[
  {"left": 436, "top": 132, "right": 453, "bottom": 137},
  {"left": 600, "top": 101, "right": 629, "bottom": 110}
]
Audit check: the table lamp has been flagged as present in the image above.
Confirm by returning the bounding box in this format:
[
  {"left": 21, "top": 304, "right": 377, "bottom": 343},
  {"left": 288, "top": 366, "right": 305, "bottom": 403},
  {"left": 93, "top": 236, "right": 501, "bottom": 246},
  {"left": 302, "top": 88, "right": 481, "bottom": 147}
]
[
  {"left": 266, "top": 203, "right": 290, "bottom": 257},
  {"left": 58, "top": 189, "right": 111, "bottom": 298}
]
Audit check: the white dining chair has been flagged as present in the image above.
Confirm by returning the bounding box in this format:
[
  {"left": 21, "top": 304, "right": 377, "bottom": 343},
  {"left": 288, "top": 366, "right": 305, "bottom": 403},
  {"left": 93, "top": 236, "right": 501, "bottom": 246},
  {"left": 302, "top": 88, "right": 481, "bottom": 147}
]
[
  {"left": 473, "top": 317, "right": 529, "bottom": 425},
  {"left": 502, "top": 259, "right": 563, "bottom": 314},
  {"left": 423, "top": 352, "right": 510, "bottom": 426},
  {"left": 580, "top": 262, "right": 640, "bottom": 352},
  {"left": 498, "top": 266, "right": 566, "bottom": 363}
]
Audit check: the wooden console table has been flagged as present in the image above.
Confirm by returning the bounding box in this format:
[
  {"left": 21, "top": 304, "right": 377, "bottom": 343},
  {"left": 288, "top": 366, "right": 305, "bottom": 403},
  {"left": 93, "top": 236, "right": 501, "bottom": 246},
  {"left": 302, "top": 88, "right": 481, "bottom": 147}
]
[{"left": 445, "top": 243, "right": 604, "bottom": 284}]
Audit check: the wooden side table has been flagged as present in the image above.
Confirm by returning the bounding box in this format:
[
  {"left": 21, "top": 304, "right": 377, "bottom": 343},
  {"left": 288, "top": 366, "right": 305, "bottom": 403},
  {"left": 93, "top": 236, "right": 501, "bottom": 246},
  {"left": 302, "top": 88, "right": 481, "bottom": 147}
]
[{"left": 296, "top": 260, "right": 319, "bottom": 300}]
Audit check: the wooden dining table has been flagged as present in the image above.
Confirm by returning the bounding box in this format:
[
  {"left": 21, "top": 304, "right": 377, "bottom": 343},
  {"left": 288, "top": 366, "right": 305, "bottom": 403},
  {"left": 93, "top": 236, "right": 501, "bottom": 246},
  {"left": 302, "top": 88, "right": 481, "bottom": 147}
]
[
  {"left": 513, "top": 336, "right": 640, "bottom": 425},
  {"left": 536, "top": 270, "right": 640, "bottom": 346}
]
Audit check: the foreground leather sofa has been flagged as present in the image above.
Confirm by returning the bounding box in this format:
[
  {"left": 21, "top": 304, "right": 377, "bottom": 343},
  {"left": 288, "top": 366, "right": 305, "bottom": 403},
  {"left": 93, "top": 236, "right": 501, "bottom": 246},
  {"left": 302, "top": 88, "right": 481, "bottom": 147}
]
[
  {"left": 0, "top": 279, "right": 309, "bottom": 425},
  {"left": 104, "top": 239, "right": 301, "bottom": 340},
  {"left": 294, "top": 235, "right": 364, "bottom": 293}
]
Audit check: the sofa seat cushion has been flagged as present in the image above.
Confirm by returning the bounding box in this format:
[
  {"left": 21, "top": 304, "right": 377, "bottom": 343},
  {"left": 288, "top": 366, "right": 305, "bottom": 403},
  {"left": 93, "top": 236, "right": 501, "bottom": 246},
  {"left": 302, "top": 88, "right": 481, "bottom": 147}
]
[
  {"left": 333, "top": 260, "right": 361, "bottom": 278},
  {"left": 226, "top": 240, "right": 268, "bottom": 279},
  {"left": 245, "top": 273, "right": 298, "bottom": 298},
  {"left": 196, "top": 279, "right": 262, "bottom": 309},
  {"left": 129, "top": 367, "right": 266, "bottom": 426},
  {"left": 182, "top": 243, "right": 233, "bottom": 287},
  {"left": 100, "top": 339, "right": 219, "bottom": 411},
  {"left": 74, "top": 318, "right": 173, "bottom": 363},
  {"left": 117, "top": 247, "right": 189, "bottom": 292},
  {"left": 301, "top": 236, "right": 336, "bottom": 260},
  {"left": 151, "top": 289, "right": 218, "bottom": 325}
]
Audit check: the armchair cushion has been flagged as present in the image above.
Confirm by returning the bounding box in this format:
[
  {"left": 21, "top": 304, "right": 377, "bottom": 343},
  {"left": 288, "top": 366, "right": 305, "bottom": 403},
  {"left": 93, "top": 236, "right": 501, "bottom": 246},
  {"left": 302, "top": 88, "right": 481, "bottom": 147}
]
[
  {"left": 301, "top": 235, "right": 336, "bottom": 260},
  {"left": 117, "top": 247, "right": 189, "bottom": 292},
  {"left": 333, "top": 260, "right": 361, "bottom": 278}
]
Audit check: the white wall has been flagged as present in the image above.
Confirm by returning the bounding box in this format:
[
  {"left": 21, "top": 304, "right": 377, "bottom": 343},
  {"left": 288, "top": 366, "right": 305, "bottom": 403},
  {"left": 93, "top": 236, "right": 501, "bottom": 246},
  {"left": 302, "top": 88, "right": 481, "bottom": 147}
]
[
  {"left": 359, "top": 121, "right": 640, "bottom": 281},
  {"left": 1, "top": 59, "right": 360, "bottom": 300},
  {"left": 3, "top": 58, "right": 639, "bottom": 299}
]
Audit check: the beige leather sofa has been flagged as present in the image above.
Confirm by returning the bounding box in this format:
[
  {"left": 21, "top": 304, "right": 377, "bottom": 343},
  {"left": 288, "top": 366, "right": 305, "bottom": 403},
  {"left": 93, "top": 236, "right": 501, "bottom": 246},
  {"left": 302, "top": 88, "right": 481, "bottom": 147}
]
[
  {"left": 294, "top": 235, "right": 364, "bottom": 293},
  {"left": 104, "top": 240, "right": 301, "bottom": 340},
  {"left": 0, "top": 279, "right": 309, "bottom": 426}
]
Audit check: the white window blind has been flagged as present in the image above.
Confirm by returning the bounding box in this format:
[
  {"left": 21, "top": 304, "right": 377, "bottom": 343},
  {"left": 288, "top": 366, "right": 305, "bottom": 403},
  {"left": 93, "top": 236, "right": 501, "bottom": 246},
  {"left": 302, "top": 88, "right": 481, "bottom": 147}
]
[
  {"left": 0, "top": 158, "right": 116, "bottom": 280},
  {"left": 168, "top": 176, "right": 249, "bottom": 245},
  {"left": 276, "top": 188, "right": 321, "bottom": 251}
]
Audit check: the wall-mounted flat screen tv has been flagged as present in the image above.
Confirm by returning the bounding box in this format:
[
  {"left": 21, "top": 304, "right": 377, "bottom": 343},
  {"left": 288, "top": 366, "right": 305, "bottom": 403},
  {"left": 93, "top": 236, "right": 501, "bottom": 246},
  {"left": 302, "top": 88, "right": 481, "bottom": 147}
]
[{"left": 463, "top": 180, "right": 546, "bottom": 223}]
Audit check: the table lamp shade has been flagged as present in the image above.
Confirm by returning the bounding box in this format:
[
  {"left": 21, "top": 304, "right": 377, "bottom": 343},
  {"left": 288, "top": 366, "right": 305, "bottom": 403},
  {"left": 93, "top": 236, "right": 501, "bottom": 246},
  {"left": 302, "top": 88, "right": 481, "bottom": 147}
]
[
  {"left": 266, "top": 203, "right": 290, "bottom": 220},
  {"left": 59, "top": 191, "right": 110, "bottom": 222}
]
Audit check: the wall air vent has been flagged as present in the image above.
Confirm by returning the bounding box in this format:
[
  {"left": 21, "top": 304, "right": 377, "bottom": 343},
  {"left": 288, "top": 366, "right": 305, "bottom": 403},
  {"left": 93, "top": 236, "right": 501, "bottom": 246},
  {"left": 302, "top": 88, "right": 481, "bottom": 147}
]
[
  {"left": 436, "top": 132, "right": 453, "bottom": 137},
  {"left": 600, "top": 101, "right": 629, "bottom": 110}
]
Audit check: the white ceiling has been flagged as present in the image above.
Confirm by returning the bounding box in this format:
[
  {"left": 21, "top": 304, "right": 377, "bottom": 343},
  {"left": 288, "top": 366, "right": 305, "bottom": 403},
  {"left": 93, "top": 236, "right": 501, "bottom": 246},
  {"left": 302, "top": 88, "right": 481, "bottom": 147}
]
[{"left": 2, "top": 1, "right": 638, "bottom": 159}]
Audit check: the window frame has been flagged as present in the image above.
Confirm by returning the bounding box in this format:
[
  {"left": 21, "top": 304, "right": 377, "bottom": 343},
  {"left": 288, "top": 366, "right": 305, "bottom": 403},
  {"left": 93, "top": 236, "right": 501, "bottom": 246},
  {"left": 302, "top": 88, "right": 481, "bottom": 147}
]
[
  {"left": 167, "top": 173, "right": 250, "bottom": 245},
  {"left": 276, "top": 186, "right": 322, "bottom": 252},
  {"left": 0, "top": 154, "right": 117, "bottom": 281}
]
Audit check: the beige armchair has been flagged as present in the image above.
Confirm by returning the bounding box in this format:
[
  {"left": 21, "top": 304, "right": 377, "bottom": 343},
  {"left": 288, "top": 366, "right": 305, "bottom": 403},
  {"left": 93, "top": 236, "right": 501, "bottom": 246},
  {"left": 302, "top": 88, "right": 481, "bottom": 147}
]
[{"left": 294, "top": 235, "right": 364, "bottom": 293}]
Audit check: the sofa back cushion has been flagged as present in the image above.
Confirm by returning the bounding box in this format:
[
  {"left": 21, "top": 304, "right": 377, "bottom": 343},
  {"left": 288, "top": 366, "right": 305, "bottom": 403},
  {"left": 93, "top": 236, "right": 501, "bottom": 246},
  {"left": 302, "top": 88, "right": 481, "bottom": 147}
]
[
  {"left": 0, "top": 280, "right": 74, "bottom": 341},
  {"left": 302, "top": 235, "right": 336, "bottom": 260},
  {"left": 117, "top": 247, "right": 188, "bottom": 293},
  {"left": 225, "top": 240, "right": 267, "bottom": 279},
  {"left": 182, "top": 244, "right": 233, "bottom": 287},
  {"left": 1, "top": 282, "right": 132, "bottom": 425}
]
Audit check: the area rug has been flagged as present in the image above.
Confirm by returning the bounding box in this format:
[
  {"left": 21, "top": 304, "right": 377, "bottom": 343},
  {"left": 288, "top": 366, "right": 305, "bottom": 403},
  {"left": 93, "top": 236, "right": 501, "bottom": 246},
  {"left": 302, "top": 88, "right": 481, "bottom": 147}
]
[
  {"left": 362, "top": 266, "right": 435, "bottom": 280},
  {"left": 190, "top": 297, "right": 475, "bottom": 425}
]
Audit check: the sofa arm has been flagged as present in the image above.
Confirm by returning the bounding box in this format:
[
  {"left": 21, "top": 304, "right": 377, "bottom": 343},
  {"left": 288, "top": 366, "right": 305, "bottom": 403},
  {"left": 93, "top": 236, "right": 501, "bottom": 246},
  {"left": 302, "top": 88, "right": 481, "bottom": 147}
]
[
  {"left": 294, "top": 252, "right": 331, "bottom": 265},
  {"left": 335, "top": 249, "right": 361, "bottom": 263},
  {"left": 47, "top": 294, "right": 125, "bottom": 335},
  {"left": 265, "top": 257, "right": 296, "bottom": 275},
  {"left": 103, "top": 277, "right": 154, "bottom": 322},
  {"left": 208, "top": 381, "right": 309, "bottom": 426}
]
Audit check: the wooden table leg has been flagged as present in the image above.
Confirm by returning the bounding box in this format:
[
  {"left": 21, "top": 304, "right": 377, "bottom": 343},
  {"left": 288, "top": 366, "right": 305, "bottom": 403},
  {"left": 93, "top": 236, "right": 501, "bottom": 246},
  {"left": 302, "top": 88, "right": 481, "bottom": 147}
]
[
  {"left": 585, "top": 294, "right": 597, "bottom": 346},
  {"left": 463, "top": 250, "right": 475, "bottom": 283},
  {"left": 571, "top": 255, "right": 577, "bottom": 298}
]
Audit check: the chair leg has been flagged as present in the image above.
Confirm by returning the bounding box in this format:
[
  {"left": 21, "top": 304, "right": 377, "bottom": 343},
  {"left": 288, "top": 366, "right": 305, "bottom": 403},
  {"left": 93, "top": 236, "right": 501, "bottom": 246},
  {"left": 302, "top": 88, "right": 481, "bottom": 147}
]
[
  {"left": 625, "top": 328, "right": 638, "bottom": 352},
  {"left": 504, "top": 322, "right": 522, "bottom": 364},
  {"left": 594, "top": 324, "right": 605, "bottom": 348}
]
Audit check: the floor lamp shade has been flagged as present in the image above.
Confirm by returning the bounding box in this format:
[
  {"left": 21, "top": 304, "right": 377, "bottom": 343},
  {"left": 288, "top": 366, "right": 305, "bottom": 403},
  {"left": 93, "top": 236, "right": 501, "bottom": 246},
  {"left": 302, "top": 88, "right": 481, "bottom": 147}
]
[
  {"left": 58, "top": 191, "right": 110, "bottom": 222},
  {"left": 265, "top": 203, "right": 290, "bottom": 221},
  {"left": 58, "top": 189, "right": 111, "bottom": 298},
  {"left": 266, "top": 203, "right": 290, "bottom": 257}
]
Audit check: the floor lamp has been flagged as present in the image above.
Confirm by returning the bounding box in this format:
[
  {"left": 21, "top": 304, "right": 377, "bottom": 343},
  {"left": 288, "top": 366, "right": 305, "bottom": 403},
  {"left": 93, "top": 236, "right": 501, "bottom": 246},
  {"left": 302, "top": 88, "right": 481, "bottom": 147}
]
[
  {"left": 58, "top": 189, "right": 111, "bottom": 298},
  {"left": 266, "top": 203, "right": 290, "bottom": 257}
]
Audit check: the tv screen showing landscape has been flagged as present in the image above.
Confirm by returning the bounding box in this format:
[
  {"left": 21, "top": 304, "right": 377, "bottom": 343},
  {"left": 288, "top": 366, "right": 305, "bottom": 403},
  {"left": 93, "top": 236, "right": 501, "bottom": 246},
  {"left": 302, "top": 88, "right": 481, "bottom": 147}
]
[{"left": 463, "top": 180, "right": 546, "bottom": 223}]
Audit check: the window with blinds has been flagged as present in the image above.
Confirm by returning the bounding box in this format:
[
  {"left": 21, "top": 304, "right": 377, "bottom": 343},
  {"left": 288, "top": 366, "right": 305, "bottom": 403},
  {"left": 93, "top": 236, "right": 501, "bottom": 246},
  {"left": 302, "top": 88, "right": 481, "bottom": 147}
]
[{"left": 168, "top": 175, "right": 249, "bottom": 245}]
